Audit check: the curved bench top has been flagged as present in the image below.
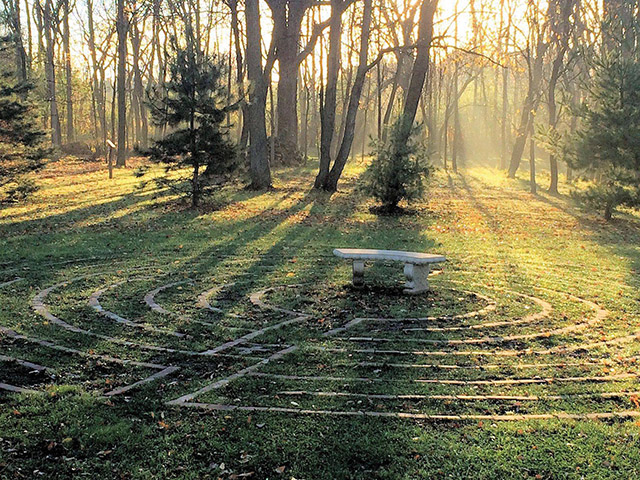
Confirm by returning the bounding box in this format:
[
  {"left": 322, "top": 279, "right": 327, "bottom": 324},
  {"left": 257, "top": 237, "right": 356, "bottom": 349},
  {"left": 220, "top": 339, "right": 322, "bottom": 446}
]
[{"left": 333, "top": 249, "right": 446, "bottom": 265}]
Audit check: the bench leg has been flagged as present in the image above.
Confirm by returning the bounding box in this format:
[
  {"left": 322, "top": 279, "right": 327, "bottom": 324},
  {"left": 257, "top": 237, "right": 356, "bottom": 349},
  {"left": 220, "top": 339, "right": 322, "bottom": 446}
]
[
  {"left": 403, "top": 263, "right": 430, "bottom": 294},
  {"left": 352, "top": 261, "right": 365, "bottom": 287}
]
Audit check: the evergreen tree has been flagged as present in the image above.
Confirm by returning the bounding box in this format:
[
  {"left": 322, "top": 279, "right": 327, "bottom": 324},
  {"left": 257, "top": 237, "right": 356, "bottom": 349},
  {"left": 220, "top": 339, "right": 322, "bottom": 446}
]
[
  {"left": 147, "top": 40, "right": 237, "bottom": 208},
  {"left": 568, "top": 54, "right": 640, "bottom": 220},
  {"left": 360, "top": 119, "right": 431, "bottom": 214},
  {"left": 0, "top": 36, "right": 48, "bottom": 202}
]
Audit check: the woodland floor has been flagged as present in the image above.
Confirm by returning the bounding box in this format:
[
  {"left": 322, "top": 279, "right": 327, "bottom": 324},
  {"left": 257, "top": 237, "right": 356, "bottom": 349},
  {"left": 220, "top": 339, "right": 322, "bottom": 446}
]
[{"left": 1, "top": 157, "right": 640, "bottom": 479}]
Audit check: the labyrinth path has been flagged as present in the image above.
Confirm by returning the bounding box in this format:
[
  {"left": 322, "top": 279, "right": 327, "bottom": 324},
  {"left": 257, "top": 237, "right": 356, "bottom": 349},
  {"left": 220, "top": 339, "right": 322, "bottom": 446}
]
[{"left": 1, "top": 263, "right": 640, "bottom": 422}]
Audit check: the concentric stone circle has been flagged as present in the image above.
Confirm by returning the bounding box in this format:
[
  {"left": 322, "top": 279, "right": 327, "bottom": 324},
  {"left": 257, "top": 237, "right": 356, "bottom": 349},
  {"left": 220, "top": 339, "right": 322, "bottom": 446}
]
[{"left": 1, "top": 266, "right": 639, "bottom": 422}]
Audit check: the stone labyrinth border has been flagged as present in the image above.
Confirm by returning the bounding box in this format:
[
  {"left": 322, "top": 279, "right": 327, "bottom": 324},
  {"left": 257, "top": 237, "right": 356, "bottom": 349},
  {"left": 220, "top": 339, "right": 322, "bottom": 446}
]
[
  {"left": 167, "top": 282, "right": 640, "bottom": 421},
  {"left": 1, "top": 269, "right": 640, "bottom": 421}
]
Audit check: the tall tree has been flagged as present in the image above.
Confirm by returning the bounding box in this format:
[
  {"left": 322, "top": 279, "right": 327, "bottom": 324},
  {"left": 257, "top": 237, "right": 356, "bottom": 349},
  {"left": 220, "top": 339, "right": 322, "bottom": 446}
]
[
  {"left": 380, "top": 0, "right": 419, "bottom": 141},
  {"left": 568, "top": 48, "right": 640, "bottom": 219},
  {"left": 245, "top": 0, "right": 274, "bottom": 189},
  {"left": 147, "top": 42, "right": 237, "bottom": 208},
  {"left": 62, "top": 0, "right": 73, "bottom": 142},
  {"left": 42, "top": 0, "right": 61, "bottom": 146},
  {"left": 129, "top": 5, "right": 148, "bottom": 149},
  {"left": 266, "top": 0, "right": 309, "bottom": 152},
  {"left": 393, "top": 0, "right": 438, "bottom": 155},
  {"left": 547, "top": 0, "right": 576, "bottom": 194},
  {"left": 315, "top": 0, "right": 373, "bottom": 191},
  {"left": 314, "top": 0, "right": 344, "bottom": 189},
  {"left": 85, "top": 0, "right": 106, "bottom": 146},
  {"left": 224, "top": 0, "right": 249, "bottom": 150},
  {"left": 0, "top": 36, "right": 49, "bottom": 200},
  {"left": 498, "top": 0, "right": 511, "bottom": 170},
  {"left": 323, "top": 0, "right": 373, "bottom": 191},
  {"left": 116, "top": 0, "right": 127, "bottom": 166},
  {"left": 1, "top": 0, "right": 28, "bottom": 82},
  {"left": 507, "top": 1, "right": 549, "bottom": 178}
]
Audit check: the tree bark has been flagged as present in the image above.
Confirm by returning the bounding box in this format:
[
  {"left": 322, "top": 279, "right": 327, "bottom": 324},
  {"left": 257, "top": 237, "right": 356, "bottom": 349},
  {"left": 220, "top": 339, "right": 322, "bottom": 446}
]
[
  {"left": 314, "top": 0, "right": 343, "bottom": 189},
  {"left": 452, "top": 62, "right": 460, "bottom": 173},
  {"left": 394, "top": 0, "right": 438, "bottom": 150},
  {"left": 451, "top": 0, "right": 460, "bottom": 172},
  {"left": 43, "top": 0, "right": 61, "bottom": 146},
  {"left": 268, "top": 0, "right": 308, "bottom": 150},
  {"left": 245, "top": 0, "right": 272, "bottom": 189},
  {"left": 507, "top": 52, "right": 547, "bottom": 178},
  {"left": 500, "top": 60, "right": 508, "bottom": 169},
  {"left": 226, "top": 0, "right": 249, "bottom": 150},
  {"left": 529, "top": 122, "right": 537, "bottom": 194},
  {"left": 324, "top": 0, "right": 373, "bottom": 191},
  {"left": 23, "top": 0, "right": 32, "bottom": 72},
  {"left": 86, "top": 0, "right": 107, "bottom": 146},
  {"left": 547, "top": 0, "right": 575, "bottom": 194},
  {"left": 62, "top": 0, "right": 73, "bottom": 143},
  {"left": 130, "top": 12, "right": 148, "bottom": 149},
  {"left": 507, "top": 4, "right": 550, "bottom": 178},
  {"left": 7, "top": 0, "right": 28, "bottom": 83},
  {"left": 116, "top": 0, "right": 128, "bottom": 166}
]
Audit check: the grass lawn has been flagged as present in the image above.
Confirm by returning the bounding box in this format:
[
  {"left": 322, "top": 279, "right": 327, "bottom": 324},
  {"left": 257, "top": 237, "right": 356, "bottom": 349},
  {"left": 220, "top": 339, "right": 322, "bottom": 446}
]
[{"left": 1, "top": 157, "right": 640, "bottom": 479}]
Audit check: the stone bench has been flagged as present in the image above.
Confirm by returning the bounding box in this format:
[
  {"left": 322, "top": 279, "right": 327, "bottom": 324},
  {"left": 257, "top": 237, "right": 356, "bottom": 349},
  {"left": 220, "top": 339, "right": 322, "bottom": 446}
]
[{"left": 333, "top": 249, "right": 446, "bottom": 294}]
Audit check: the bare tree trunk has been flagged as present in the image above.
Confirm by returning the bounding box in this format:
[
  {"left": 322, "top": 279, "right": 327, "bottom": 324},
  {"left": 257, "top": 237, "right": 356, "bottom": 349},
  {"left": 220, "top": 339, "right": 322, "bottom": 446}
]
[
  {"left": 116, "top": 0, "right": 127, "bottom": 166},
  {"left": 507, "top": 52, "right": 546, "bottom": 178},
  {"left": 547, "top": 0, "right": 575, "bottom": 194},
  {"left": 227, "top": 0, "right": 249, "bottom": 150},
  {"left": 110, "top": 73, "right": 117, "bottom": 140},
  {"left": 43, "top": 0, "right": 61, "bottom": 146},
  {"left": 394, "top": 0, "right": 438, "bottom": 151},
  {"left": 567, "top": 81, "right": 579, "bottom": 183},
  {"left": 494, "top": 0, "right": 504, "bottom": 167},
  {"left": 380, "top": 1, "right": 418, "bottom": 142},
  {"left": 303, "top": 81, "right": 310, "bottom": 159},
  {"left": 6, "top": 0, "right": 28, "bottom": 82},
  {"left": 271, "top": 0, "right": 309, "bottom": 151},
  {"left": 507, "top": 3, "right": 549, "bottom": 178},
  {"left": 376, "top": 57, "right": 383, "bottom": 140},
  {"left": 245, "top": 0, "right": 272, "bottom": 189},
  {"left": 130, "top": 12, "right": 148, "bottom": 149},
  {"left": 529, "top": 121, "right": 536, "bottom": 194},
  {"left": 500, "top": 61, "right": 508, "bottom": 169},
  {"left": 314, "top": 0, "right": 343, "bottom": 189},
  {"left": 452, "top": 63, "right": 460, "bottom": 173},
  {"left": 381, "top": 57, "right": 404, "bottom": 141},
  {"left": 507, "top": 102, "right": 533, "bottom": 178},
  {"left": 62, "top": 0, "right": 73, "bottom": 142},
  {"left": 23, "top": 0, "right": 32, "bottom": 71},
  {"left": 443, "top": 80, "right": 449, "bottom": 170},
  {"left": 548, "top": 76, "right": 560, "bottom": 193},
  {"left": 451, "top": 1, "right": 460, "bottom": 172},
  {"left": 324, "top": 0, "right": 373, "bottom": 191},
  {"left": 500, "top": 0, "right": 511, "bottom": 170},
  {"left": 86, "top": 0, "right": 106, "bottom": 146},
  {"left": 34, "top": 0, "right": 47, "bottom": 129},
  {"left": 336, "top": 42, "right": 354, "bottom": 159}
]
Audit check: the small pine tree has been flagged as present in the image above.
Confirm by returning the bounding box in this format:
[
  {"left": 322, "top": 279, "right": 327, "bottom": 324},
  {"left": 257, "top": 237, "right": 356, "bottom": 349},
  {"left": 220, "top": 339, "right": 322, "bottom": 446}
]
[
  {"left": 360, "top": 119, "right": 431, "bottom": 214},
  {"left": 567, "top": 54, "right": 640, "bottom": 220},
  {"left": 0, "top": 36, "right": 48, "bottom": 202},
  {"left": 147, "top": 40, "right": 237, "bottom": 208}
]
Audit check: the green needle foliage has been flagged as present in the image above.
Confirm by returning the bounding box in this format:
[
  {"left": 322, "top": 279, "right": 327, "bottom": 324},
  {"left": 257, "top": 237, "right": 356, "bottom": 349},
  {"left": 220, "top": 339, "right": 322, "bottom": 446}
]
[
  {"left": 360, "top": 119, "right": 431, "bottom": 214},
  {"left": 567, "top": 54, "right": 640, "bottom": 220},
  {"left": 0, "top": 36, "right": 48, "bottom": 202},
  {"left": 146, "top": 38, "right": 237, "bottom": 208}
]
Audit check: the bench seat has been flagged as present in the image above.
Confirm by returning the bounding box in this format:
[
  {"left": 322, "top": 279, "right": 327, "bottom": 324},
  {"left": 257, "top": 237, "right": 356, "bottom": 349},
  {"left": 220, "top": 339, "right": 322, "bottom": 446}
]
[{"left": 333, "top": 249, "right": 446, "bottom": 294}]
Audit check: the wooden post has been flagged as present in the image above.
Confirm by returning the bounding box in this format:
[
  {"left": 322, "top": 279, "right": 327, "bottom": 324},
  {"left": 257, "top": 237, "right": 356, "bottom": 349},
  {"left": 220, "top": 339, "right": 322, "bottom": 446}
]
[{"left": 106, "top": 139, "right": 116, "bottom": 179}]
